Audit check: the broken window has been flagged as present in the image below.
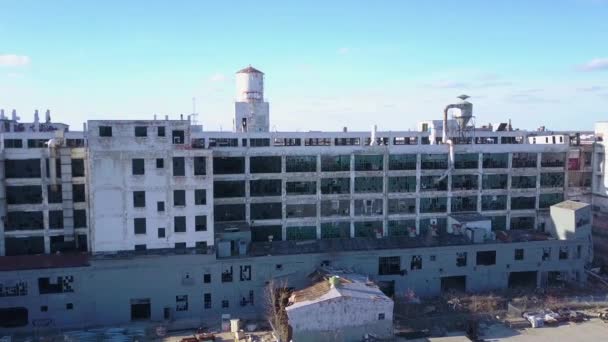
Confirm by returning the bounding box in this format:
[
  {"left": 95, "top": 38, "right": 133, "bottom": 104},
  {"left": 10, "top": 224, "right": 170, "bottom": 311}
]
[
  {"left": 6, "top": 211, "right": 43, "bottom": 231},
  {"left": 251, "top": 225, "right": 282, "bottom": 242},
  {"left": 4, "top": 237, "right": 42, "bottom": 256},
  {"left": 388, "top": 220, "right": 416, "bottom": 237},
  {"left": 321, "top": 200, "right": 350, "bottom": 217},
  {"left": 388, "top": 176, "right": 416, "bottom": 192},
  {"left": 512, "top": 152, "right": 538, "bottom": 168},
  {"left": 286, "top": 181, "right": 317, "bottom": 195},
  {"left": 38, "top": 276, "right": 74, "bottom": 294},
  {"left": 321, "top": 155, "right": 351, "bottom": 171},
  {"left": 354, "top": 155, "right": 383, "bottom": 171},
  {"left": 321, "top": 178, "right": 350, "bottom": 194},
  {"left": 420, "top": 197, "right": 447, "bottom": 213},
  {"left": 482, "top": 174, "right": 508, "bottom": 190},
  {"left": 379, "top": 256, "right": 401, "bottom": 275},
  {"left": 157, "top": 201, "right": 165, "bottom": 212},
  {"left": 195, "top": 189, "right": 206, "bottom": 205},
  {"left": 511, "top": 196, "right": 536, "bottom": 210},
  {"left": 133, "top": 191, "right": 145, "bottom": 208},
  {"left": 559, "top": 246, "right": 569, "bottom": 260},
  {"left": 541, "top": 152, "right": 565, "bottom": 167},
  {"left": 213, "top": 157, "right": 245, "bottom": 174},
  {"left": 511, "top": 176, "right": 537, "bottom": 189},
  {"left": 476, "top": 251, "right": 496, "bottom": 266},
  {"left": 251, "top": 202, "right": 282, "bottom": 220},
  {"left": 388, "top": 154, "right": 417, "bottom": 170},
  {"left": 387, "top": 198, "right": 416, "bottom": 214},
  {"left": 451, "top": 175, "right": 479, "bottom": 191},
  {"left": 203, "top": 274, "right": 211, "bottom": 283},
  {"left": 239, "top": 265, "right": 252, "bottom": 281},
  {"left": 134, "top": 126, "right": 147, "bottom": 137},
  {"left": 420, "top": 175, "right": 447, "bottom": 192},
  {"left": 421, "top": 154, "right": 448, "bottom": 169},
  {"left": 286, "top": 226, "right": 317, "bottom": 240},
  {"left": 540, "top": 173, "right": 564, "bottom": 188},
  {"left": 250, "top": 179, "right": 282, "bottom": 197},
  {"left": 174, "top": 216, "right": 186, "bottom": 232},
  {"left": 321, "top": 222, "right": 350, "bottom": 239},
  {"left": 539, "top": 193, "right": 564, "bottom": 209},
  {"left": 456, "top": 252, "right": 467, "bottom": 267},
  {"left": 27, "top": 139, "right": 48, "bottom": 148},
  {"left": 99, "top": 126, "right": 112, "bottom": 137},
  {"left": 134, "top": 218, "right": 146, "bottom": 234},
  {"left": 305, "top": 138, "right": 331, "bottom": 146},
  {"left": 176, "top": 295, "right": 188, "bottom": 311},
  {"left": 156, "top": 158, "right": 164, "bottom": 168},
  {"left": 451, "top": 196, "right": 477, "bottom": 212},
  {"left": 7, "top": 185, "right": 42, "bottom": 204},
  {"left": 250, "top": 138, "right": 270, "bottom": 147},
  {"left": 214, "top": 204, "right": 245, "bottom": 222},
  {"left": 334, "top": 137, "right": 360, "bottom": 146},
  {"left": 542, "top": 247, "right": 551, "bottom": 261},
  {"left": 71, "top": 159, "right": 85, "bottom": 177},
  {"left": 74, "top": 210, "right": 87, "bottom": 228},
  {"left": 286, "top": 204, "right": 317, "bottom": 218},
  {"left": 48, "top": 185, "right": 63, "bottom": 203},
  {"left": 482, "top": 153, "right": 508, "bottom": 168},
  {"left": 454, "top": 153, "right": 479, "bottom": 169},
  {"left": 221, "top": 266, "right": 233, "bottom": 282},
  {"left": 510, "top": 216, "right": 535, "bottom": 230},
  {"left": 194, "top": 157, "right": 206, "bottom": 175},
  {"left": 410, "top": 255, "right": 422, "bottom": 270},
  {"left": 355, "top": 177, "right": 383, "bottom": 193},
  {"left": 173, "top": 190, "right": 186, "bottom": 206},
  {"left": 214, "top": 180, "right": 245, "bottom": 198},
  {"left": 172, "top": 157, "right": 185, "bottom": 176},
  {"left": 481, "top": 195, "right": 507, "bottom": 211},
  {"left": 195, "top": 215, "right": 207, "bottom": 231},
  {"left": 132, "top": 159, "right": 144, "bottom": 175},
  {"left": 286, "top": 156, "right": 317, "bottom": 172},
  {"left": 157, "top": 228, "right": 165, "bottom": 238},
  {"left": 4, "top": 139, "right": 23, "bottom": 148},
  {"left": 49, "top": 210, "right": 64, "bottom": 229},
  {"left": 73, "top": 184, "right": 86, "bottom": 202},
  {"left": 172, "top": 130, "right": 184, "bottom": 144},
  {"left": 250, "top": 156, "right": 281, "bottom": 173},
  {"left": 514, "top": 248, "right": 524, "bottom": 260},
  {"left": 5, "top": 159, "right": 41, "bottom": 178},
  {"left": 354, "top": 199, "right": 383, "bottom": 216},
  {"left": 354, "top": 221, "right": 382, "bottom": 237},
  {"left": 204, "top": 293, "right": 212, "bottom": 309}
]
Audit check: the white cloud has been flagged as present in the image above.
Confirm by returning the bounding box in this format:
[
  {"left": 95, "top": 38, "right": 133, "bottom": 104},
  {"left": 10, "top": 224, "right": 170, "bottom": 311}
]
[
  {"left": 337, "top": 47, "right": 351, "bottom": 55},
  {"left": 208, "top": 73, "right": 226, "bottom": 82},
  {"left": 578, "top": 58, "right": 608, "bottom": 71},
  {"left": 0, "top": 54, "right": 30, "bottom": 67}
]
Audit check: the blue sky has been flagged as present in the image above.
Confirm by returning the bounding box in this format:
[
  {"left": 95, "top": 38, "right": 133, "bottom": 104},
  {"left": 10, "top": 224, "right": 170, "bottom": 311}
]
[{"left": 1, "top": 0, "right": 607, "bottom": 131}]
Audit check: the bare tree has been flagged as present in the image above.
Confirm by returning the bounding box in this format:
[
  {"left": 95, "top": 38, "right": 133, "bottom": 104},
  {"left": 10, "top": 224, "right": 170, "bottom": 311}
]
[{"left": 265, "top": 279, "right": 291, "bottom": 342}]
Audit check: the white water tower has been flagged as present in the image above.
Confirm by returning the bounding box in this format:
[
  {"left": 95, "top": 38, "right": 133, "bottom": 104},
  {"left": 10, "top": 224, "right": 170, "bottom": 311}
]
[{"left": 234, "top": 66, "right": 269, "bottom": 132}]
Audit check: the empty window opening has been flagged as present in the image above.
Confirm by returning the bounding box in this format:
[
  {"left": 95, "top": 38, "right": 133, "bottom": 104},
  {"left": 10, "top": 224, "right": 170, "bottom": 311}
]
[
  {"left": 194, "top": 157, "right": 206, "bottom": 175},
  {"left": 172, "top": 130, "right": 185, "bottom": 144},
  {"left": 99, "top": 126, "right": 112, "bottom": 137},
  {"left": 7, "top": 185, "right": 42, "bottom": 204},
  {"left": 286, "top": 204, "right": 317, "bottom": 219},
  {"left": 388, "top": 154, "right": 417, "bottom": 170},
  {"left": 130, "top": 298, "right": 151, "bottom": 321},
  {"left": 441, "top": 276, "right": 467, "bottom": 293},
  {"left": 71, "top": 159, "right": 85, "bottom": 177},
  {"left": 158, "top": 228, "right": 165, "bottom": 238},
  {"left": 0, "top": 307, "right": 28, "bottom": 327},
  {"left": 250, "top": 202, "right": 282, "bottom": 220},
  {"left": 213, "top": 157, "right": 245, "bottom": 174},
  {"left": 214, "top": 180, "right": 245, "bottom": 198},
  {"left": 195, "top": 215, "right": 207, "bottom": 231},
  {"left": 134, "top": 126, "right": 147, "bottom": 137},
  {"left": 5, "top": 159, "right": 41, "bottom": 178},
  {"left": 476, "top": 251, "right": 496, "bottom": 266},
  {"left": 286, "top": 155, "right": 317, "bottom": 172},
  {"left": 250, "top": 179, "right": 282, "bottom": 197},
  {"left": 456, "top": 252, "right": 467, "bottom": 267},
  {"left": 203, "top": 274, "right": 211, "bottom": 283},
  {"left": 240, "top": 265, "right": 252, "bottom": 281},
  {"left": 250, "top": 156, "right": 281, "bottom": 173},
  {"left": 134, "top": 218, "right": 146, "bottom": 234},
  {"left": 132, "top": 159, "right": 145, "bottom": 175},
  {"left": 321, "top": 178, "right": 350, "bottom": 194},
  {"left": 195, "top": 189, "right": 207, "bottom": 205},
  {"left": 174, "top": 216, "right": 186, "bottom": 232},
  {"left": 157, "top": 126, "right": 165, "bottom": 137},
  {"left": 156, "top": 158, "right": 164, "bottom": 168},
  {"left": 222, "top": 266, "right": 233, "bottom": 282},
  {"left": 514, "top": 248, "right": 524, "bottom": 260},
  {"left": 379, "top": 256, "right": 401, "bottom": 275},
  {"left": 542, "top": 247, "right": 551, "bottom": 261},
  {"left": 133, "top": 191, "right": 145, "bottom": 208},
  {"left": 508, "top": 271, "right": 537, "bottom": 289},
  {"left": 559, "top": 246, "right": 569, "bottom": 260},
  {"left": 354, "top": 155, "right": 383, "bottom": 171},
  {"left": 172, "top": 157, "right": 185, "bottom": 176},
  {"left": 173, "top": 190, "right": 186, "bottom": 206},
  {"left": 321, "top": 155, "right": 351, "bottom": 172},
  {"left": 410, "top": 255, "right": 422, "bottom": 270},
  {"left": 72, "top": 184, "right": 86, "bottom": 202},
  {"left": 320, "top": 222, "right": 350, "bottom": 239},
  {"left": 157, "top": 201, "right": 165, "bottom": 212},
  {"left": 251, "top": 225, "right": 283, "bottom": 242}
]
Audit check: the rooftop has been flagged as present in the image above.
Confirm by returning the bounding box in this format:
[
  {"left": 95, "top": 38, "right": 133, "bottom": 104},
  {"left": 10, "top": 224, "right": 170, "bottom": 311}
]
[
  {"left": 236, "top": 65, "right": 264, "bottom": 74},
  {"left": 286, "top": 268, "right": 391, "bottom": 310},
  {"left": 553, "top": 200, "right": 590, "bottom": 211}
]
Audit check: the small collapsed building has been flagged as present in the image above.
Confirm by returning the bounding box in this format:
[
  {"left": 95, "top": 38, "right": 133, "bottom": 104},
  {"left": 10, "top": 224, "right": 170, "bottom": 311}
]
[{"left": 285, "top": 270, "right": 394, "bottom": 342}]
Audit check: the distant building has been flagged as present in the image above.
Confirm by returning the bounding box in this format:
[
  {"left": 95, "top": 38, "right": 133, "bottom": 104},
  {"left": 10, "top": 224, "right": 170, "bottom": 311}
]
[{"left": 286, "top": 270, "right": 393, "bottom": 342}]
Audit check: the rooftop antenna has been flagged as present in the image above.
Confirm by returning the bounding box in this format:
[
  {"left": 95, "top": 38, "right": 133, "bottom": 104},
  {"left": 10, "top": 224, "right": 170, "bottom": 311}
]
[{"left": 191, "top": 97, "right": 199, "bottom": 126}]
